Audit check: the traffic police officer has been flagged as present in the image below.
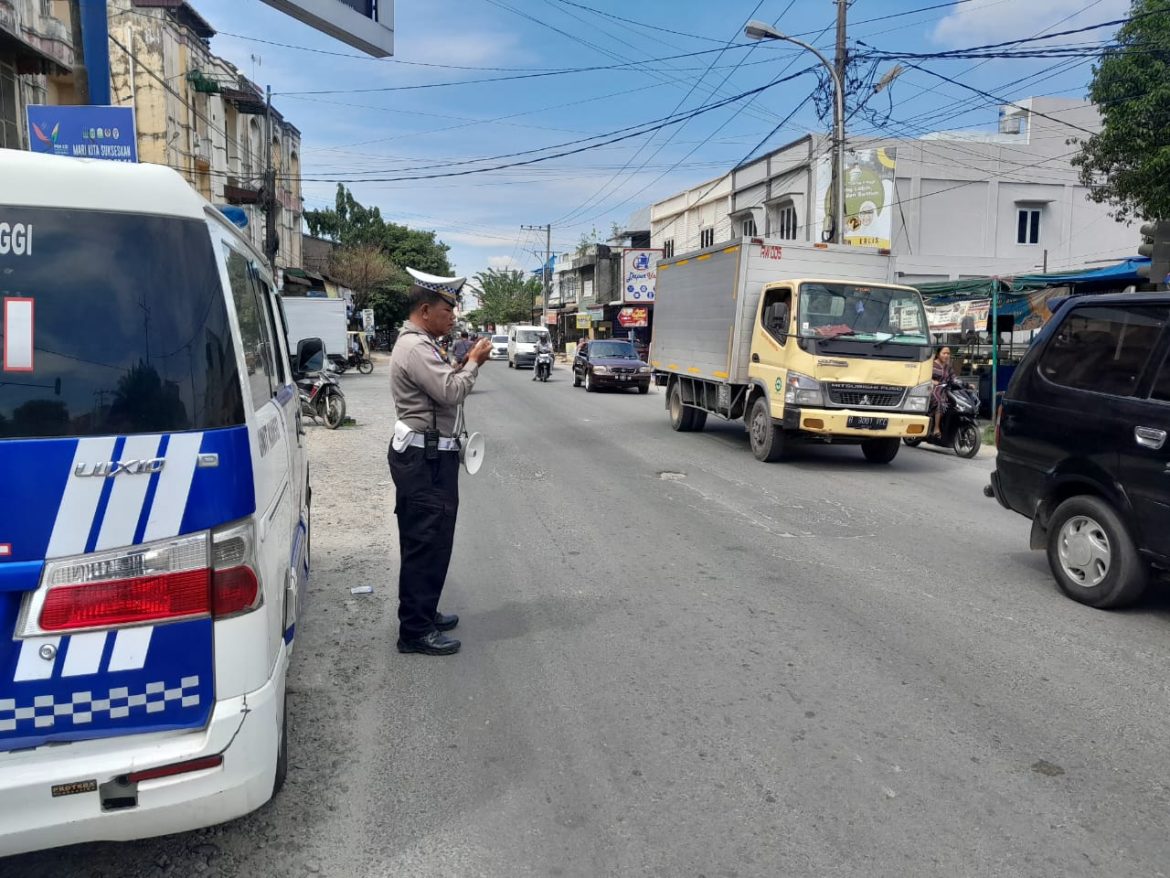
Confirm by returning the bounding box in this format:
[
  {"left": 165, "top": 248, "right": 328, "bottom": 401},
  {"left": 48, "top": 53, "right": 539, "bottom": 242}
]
[{"left": 389, "top": 268, "right": 492, "bottom": 656}]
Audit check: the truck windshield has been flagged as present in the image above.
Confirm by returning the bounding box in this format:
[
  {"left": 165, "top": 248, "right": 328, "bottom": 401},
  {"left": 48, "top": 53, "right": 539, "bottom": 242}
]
[
  {"left": 797, "top": 283, "right": 929, "bottom": 345},
  {"left": 0, "top": 207, "right": 245, "bottom": 439}
]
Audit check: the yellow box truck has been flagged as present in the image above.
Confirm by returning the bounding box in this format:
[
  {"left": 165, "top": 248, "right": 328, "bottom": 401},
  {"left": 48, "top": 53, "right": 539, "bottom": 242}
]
[{"left": 651, "top": 238, "right": 933, "bottom": 464}]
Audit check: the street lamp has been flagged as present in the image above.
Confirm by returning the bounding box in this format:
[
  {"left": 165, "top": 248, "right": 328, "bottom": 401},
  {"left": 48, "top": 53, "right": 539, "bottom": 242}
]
[{"left": 745, "top": 20, "right": 845, "bottom": 244}]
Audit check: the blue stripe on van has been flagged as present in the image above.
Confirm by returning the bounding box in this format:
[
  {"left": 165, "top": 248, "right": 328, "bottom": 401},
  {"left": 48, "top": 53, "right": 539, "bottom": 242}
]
[
  {"left": 179, "top": 427, "right": 255, "bottom": 534},
  {"left": 132, "top": 433, "right": 170, "bottom": 546},
  {"left": 0, "top": 437, "right": 78, "bottom": 565},
  {"left": 84, "top": 436, "right": 126, "bottom": 554}
]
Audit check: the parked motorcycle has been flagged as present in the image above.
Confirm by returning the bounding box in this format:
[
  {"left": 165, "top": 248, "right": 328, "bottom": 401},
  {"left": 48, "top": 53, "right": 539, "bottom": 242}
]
[
  {"left": 534, "top": 348, "right": 553, "bottom": 382},
  {"left": 297, "top": 370, "right": 346, "bottom": 429},
  {"left": 903, "top": 382, "right": 981, "bottom": 459}
]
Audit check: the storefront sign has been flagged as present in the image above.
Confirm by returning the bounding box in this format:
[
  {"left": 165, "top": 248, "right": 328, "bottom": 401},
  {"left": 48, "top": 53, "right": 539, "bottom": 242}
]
[
  {"left": 622, "top": 248, "right": 661, "bottom": 303},
  {"left": 588, "top": 308, "right": 604, "bottom": 323},
  {"left": 546, "top": 311, "right": 558, "bottom": 325},
  {"left": 26, "top": 105, "right": 138, "bottom": 163},
  {"left": 617, "top": 307, "right": 649, "bottom": 328},
  {"left": 575, "top": 313, "right": 591, "bottom": 329}
]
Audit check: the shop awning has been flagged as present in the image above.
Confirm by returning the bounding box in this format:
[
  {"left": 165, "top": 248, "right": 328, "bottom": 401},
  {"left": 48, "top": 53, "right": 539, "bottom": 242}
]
[{"left": 912, "top": 256, "right": 1149, "bottom": 300}]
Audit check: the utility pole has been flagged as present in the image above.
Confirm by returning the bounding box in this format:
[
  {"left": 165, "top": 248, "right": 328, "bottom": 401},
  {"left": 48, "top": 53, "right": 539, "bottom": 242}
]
[
  {"left": 832, "top": 0, "right": 848, "bottom": 244},
  {"left": 263, "top": 85, "right": 279, "bottom": 275},
  {"left": 521, "top": 223, "right": 552, "bottom": 327}
]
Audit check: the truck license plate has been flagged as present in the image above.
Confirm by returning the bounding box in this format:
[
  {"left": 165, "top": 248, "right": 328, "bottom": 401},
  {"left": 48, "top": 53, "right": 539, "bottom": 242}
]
[{"left": 847, "top": 416, "right": 888, "bottom": 430}]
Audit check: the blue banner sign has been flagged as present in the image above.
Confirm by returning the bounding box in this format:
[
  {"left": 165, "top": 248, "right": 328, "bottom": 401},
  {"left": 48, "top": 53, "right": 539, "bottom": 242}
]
[{"left": 25, "top": 105, "right": 138, "bottom": 163}]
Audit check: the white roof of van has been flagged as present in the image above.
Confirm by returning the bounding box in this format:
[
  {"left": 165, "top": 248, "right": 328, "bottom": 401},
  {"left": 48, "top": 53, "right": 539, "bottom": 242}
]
[{"left": 1, "top": 149, "right": 209, "bottom": 220}]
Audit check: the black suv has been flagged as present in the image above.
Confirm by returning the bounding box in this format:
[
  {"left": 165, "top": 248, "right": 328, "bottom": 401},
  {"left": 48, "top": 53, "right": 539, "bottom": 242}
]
[{"left": 988, "top": 293, "right": 1170, "bottom": 608}]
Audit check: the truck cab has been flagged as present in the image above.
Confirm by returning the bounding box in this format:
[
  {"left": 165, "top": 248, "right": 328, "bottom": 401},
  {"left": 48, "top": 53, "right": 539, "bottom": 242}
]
[{"left": 747, "top": 278, "right": 934, "bottom": 462}]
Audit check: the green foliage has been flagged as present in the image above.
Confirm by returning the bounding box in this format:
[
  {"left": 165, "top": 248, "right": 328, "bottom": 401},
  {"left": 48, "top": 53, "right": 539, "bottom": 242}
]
[
  {"left": 304, "top": 183, "right": 452, "bottom": 276},
  {"left": 1072, "top": 0, "right": 1170, "bottom": 223},
  {"left": 473, "top": 268, "right": 543, "bottom": 326}
]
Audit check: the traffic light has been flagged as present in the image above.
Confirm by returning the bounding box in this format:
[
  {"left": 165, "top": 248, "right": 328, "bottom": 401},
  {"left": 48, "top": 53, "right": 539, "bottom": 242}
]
[{"left": 1137, "top": 220, "right": 1170, "bottom": 290}]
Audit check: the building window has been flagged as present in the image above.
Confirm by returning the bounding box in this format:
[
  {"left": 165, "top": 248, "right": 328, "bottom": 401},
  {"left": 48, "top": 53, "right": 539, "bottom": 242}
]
[
  {"left": 0, "top": 62, "right": 19, "bottom": 150},
  {"left": 770, "top": 203, "right": 798, "bottom": 240},
  {"left": 1017, "top": 208, "right": 1041, "bottom": 245},
  {"left": 741, "top": 217, "right": 757, "bottom": 237},
  {"left": 699, "top": 227, "right": 715, "bottom": 249},
  {"left": 663, "top": 239, "right": 675, "bottom": 259}
]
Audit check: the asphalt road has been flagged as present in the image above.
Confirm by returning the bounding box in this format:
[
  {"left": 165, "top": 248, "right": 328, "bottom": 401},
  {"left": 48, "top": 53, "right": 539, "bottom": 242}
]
[{"left": 7, "top": 356, "right": 1170, "bottom": 877}]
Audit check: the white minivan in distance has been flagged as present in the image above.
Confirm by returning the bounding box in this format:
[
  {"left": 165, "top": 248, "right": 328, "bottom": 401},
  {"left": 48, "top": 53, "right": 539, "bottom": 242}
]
[
  {"left": 508, "top": 325, "right": 551, "bottom": 369},
  {"left": 0, "top": 151, "right": 310, "bottom": 855}
]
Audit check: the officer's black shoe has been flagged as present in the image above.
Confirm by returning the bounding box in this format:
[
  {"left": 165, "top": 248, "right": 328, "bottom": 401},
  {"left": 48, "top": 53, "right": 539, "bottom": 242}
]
[
  {"left": 397, "top": 631, "right": 461, "bottom": 656},
  {"left": 434, "top": 612, "right": 459, "bottom": 632}
]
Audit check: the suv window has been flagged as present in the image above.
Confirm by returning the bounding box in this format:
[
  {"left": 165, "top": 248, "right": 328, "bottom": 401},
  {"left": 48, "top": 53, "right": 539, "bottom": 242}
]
[
  {"left": 0, "top": 207, "right": 244, "bottom": 439},
  {"left": 1039, "top": 305, "right": 1167, "bottom": 397}
]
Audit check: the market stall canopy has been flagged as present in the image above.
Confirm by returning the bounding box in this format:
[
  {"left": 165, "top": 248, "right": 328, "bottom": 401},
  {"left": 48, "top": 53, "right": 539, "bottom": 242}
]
[{"left": 912, "top": 256, "right": 1150, "bottom": 300}]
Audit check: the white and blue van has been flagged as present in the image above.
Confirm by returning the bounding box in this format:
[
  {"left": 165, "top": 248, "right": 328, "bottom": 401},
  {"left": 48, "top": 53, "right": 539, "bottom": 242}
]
[{"left": 0, "top": 151, "right": 310, "bottom": 855}]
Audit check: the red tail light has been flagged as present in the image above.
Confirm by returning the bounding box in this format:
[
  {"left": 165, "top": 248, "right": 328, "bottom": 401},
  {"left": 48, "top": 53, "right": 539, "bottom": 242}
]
[
  {"left": 212, "top": 566, "right": 260, "bottom": 618},
  {"left": 23, "top": 522, "right": 263, "bottom": 637},
  {"left": 995, "top": 404, "right": 1003, "bottom": 448},
  {"left": 40, "top": 570, "right": 210, "bottom": 631}
]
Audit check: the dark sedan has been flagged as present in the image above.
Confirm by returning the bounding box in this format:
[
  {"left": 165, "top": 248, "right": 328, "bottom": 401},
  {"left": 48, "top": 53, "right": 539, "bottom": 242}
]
[{"left": 572, "top": 340, "right": 652, "bottom": 393}]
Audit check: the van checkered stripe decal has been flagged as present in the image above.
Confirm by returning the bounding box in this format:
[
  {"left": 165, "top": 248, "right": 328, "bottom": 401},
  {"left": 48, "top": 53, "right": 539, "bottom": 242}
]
[{"left": 0, "top": 676, "right": 200, "bottom": 732}]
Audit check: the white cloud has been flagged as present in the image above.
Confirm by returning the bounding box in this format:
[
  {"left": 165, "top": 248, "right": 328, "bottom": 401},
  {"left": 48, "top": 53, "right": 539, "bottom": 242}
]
[
  {"left": 487, "top": 255, "right": 524, "bottom": 271},
  {"left": 932, "top": 0, "right": 1130, "bottom": 46}
]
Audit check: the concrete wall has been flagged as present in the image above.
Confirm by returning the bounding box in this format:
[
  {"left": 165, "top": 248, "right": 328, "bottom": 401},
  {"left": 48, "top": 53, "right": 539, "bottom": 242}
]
[{"left": 650, "top": 173, "right": 732, "bottom": 255}]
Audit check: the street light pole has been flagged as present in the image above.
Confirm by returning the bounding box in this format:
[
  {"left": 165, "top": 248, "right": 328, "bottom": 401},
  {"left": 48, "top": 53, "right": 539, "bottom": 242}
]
[{"left": 745, "top": 19, "right": 846, "bottom": 244}]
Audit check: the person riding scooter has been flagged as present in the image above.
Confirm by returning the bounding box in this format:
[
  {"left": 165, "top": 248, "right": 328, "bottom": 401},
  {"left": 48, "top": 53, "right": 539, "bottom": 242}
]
[{"left": 532, "top": 336, "right": 553, "bottom": 381}]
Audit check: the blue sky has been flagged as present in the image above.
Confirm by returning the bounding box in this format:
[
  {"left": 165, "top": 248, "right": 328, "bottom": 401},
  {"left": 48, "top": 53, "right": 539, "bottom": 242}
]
[{"left": 192, "top": 0, "right": 1129, "bottom": 276}]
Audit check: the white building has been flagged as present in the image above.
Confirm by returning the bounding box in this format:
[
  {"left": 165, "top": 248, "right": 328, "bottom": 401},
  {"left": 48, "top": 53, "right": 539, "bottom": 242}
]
[{"left": 650, "top": 97, "right": 1136, "bottom": 283}]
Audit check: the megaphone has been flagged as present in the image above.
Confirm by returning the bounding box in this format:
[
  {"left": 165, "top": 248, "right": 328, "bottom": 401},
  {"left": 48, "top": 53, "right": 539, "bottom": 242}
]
[{"left": 460, "top": 432, "right": 485, "bottom": 475}]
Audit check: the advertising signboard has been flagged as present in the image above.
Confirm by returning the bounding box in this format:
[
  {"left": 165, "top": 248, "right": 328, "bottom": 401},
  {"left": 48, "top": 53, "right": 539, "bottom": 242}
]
[
  {"left": 617, "top": 307, "right": 649, "bottom": 328},
  {"left": 26, "top": 105, "right": 138, "bottom": 163},
  {"left": 361, "top": 308, "right": 375, "bottom": 331},
  {"left": 814, "top": 147, "right": 897, "bottom": 248},
  {"left": 621, "top": 248, "right": 661, "bottom": 303},
  {"left": 575, "top": 313, "right": 591, "bottom": 330},
  {"left": 924, "top": 299, "right": 991, "bottom": 334}
]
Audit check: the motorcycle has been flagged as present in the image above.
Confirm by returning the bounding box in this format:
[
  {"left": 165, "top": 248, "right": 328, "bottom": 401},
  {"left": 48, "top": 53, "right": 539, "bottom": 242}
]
[
  {"left": 297, "top": 370, "right": 347, "bottom": 429},
  {"left": 903, "top": 382, "right": 981, "bottom": 459},
  {"left": 534, "top": 348, "right": 553, "bottom": 382}
]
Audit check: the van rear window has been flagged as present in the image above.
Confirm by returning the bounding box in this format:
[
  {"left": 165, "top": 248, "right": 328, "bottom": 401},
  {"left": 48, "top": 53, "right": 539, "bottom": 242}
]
[{"left": 0, "top": 208, "right": 245, "bottom": 439}]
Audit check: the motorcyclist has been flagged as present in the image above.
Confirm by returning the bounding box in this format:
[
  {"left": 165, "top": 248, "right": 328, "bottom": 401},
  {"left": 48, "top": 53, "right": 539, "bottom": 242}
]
[{"left": 532, "top": 334, "right": 553, "bottom": 381}]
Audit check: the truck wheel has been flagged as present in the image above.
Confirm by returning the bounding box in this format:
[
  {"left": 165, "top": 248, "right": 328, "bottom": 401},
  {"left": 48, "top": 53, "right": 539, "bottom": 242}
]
[
  {"left": 748, "top": 397, "right": 785, "bottom": 461},
  {"left": 1046, "top": 495, "right": 1148, "bottom": 608},
  {"left": 861, "top": 438, "right": 900, "bottom": 464},
  {"left": 669, "top": 383, "right": 697, "bottom": 431}
]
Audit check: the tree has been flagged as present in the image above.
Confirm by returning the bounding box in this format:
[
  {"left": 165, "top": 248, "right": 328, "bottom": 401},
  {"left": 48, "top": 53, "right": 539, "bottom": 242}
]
[
  {"left": 474, "top": 268, "right": 542, "bottom": 325},
  {"left": 329, "top": 244, "right": 397, "bottom": 311},
  {"left": 1072, "top": 0, "right": 1170, "bottom": 223},
  {"left": 576, "top": 226, "right": 601, "bottom": 256}
]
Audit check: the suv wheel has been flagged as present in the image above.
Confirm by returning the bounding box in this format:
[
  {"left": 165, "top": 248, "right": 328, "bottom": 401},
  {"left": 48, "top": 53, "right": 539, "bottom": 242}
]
[{"left": 1046, "top": 495, "right": 1148, "bottom": 608}]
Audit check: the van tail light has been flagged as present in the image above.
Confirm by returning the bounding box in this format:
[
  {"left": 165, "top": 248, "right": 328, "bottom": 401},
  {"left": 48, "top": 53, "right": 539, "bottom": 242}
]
[
  {"left": 211, "top": 521, "right": 262, "bottom": 619},
  {"left": 995, "top": 404, "right": 1003, "bottom": 448},
  {"left": 34, "top": 534, "right": 211, "bottom": 633},
  {"left": 24, "top": 521, "right": 262, "bottom": 636}
]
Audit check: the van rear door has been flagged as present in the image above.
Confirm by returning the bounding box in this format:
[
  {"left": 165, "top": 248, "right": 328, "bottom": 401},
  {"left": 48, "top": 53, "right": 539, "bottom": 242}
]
[{"left": 0, "top": 207, "right": 253, "bottom": 752}]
